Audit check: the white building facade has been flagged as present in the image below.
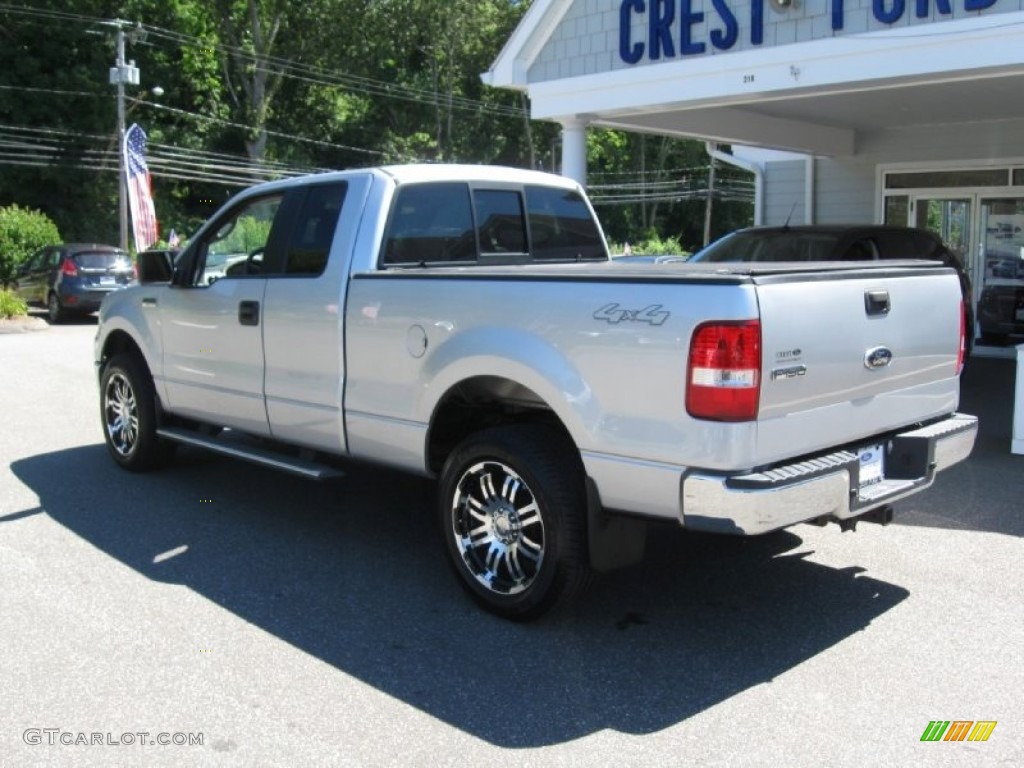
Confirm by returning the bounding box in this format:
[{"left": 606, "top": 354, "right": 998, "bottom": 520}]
[{"left": 484, "top": 0, "right": 1024, "bottom": 354}]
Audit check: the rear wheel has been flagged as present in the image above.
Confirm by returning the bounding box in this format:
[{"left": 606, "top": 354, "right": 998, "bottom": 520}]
[
  {"left": 47, "top": 292, "right": 65, "bottom": 324},
  {"left": 438, "top": 425, "right": 592, "bottom": 620},
  {"left": 100, "top": 353, "right": 173, "bottom": 471}
]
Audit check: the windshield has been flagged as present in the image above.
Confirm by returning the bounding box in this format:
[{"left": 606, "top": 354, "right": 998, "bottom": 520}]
[
  {"left": 691, "top": 232, "right": 840, "bottom": 263},
  {"left": 72, "top": 251, "right": 132, "bottom": 270}
]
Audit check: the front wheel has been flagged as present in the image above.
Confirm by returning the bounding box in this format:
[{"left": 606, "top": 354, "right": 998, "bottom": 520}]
[
  {"left": 438, "top": 425, "right": 592, "bottom": 620},
  {"left": 100, "top": 353, "right": 173, "bottom": 471}
]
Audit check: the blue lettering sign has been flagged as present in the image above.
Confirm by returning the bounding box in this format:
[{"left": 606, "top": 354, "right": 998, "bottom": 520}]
[
  {"left": 873, "top": 0, "right": 905, "bottom": 24},
  {"left": 651, "top": 0, "right": 676, "bottom": 59},
  {"left": 916, "top": 0, "right": 952, "bottom": 17},
  {"left": 620, "top": 0, "right": 645, "bottom": 64},
  {"left": 617, "top": 0, "right": 1000, "bottom": 64},
  {"left": 711, "top": 0, "right": 739, "bottom": 50},
  {"left": 833, "top": 0, "right": 844, "bottom": 31},
  {"left": 680, "top": 0, "right": 706, "bottom": 56}
]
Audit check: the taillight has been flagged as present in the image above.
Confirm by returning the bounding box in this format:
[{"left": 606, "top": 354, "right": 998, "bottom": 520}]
[
  {"left": 957, "top": 298, "right": 965, "bottom": 375},
  {"left": 61, "top": 259, "right": 78, "bottom": 277},
  {"left": 687, "top": 320, "right": 761, "bottom": 421}
]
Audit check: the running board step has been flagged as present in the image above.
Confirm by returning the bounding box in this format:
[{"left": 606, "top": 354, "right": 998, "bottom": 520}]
[{"left": 157, "top": 427, "right": 344, "bottom": 480}]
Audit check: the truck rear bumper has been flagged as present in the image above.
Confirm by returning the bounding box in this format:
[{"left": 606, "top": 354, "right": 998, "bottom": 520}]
[{"left": 680, "top": 413, "right": 978, "bottom": 535}]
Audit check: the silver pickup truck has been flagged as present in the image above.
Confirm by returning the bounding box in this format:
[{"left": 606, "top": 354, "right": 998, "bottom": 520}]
[{"left": 95, "top": 164, "right": 977, "bottom": 619}]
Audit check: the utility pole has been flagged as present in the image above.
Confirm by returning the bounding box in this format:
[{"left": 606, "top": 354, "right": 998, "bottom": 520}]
[
  {"left": 108, "top": 21, "right": 139, "bottom": 252},
  {"left": 703, "top": 154, "right": 716, "bottom": 248}
]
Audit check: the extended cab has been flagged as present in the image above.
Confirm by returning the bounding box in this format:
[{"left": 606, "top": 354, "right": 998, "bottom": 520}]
[{"left": 95, "top": 165, "right": 977, "bottom": 619}]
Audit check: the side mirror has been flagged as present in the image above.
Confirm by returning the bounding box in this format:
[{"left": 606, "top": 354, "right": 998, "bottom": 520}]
[{"left": 137, "top": 250, "right": 175, "bottom": 284}]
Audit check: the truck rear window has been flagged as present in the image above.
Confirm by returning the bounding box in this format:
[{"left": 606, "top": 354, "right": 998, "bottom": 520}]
[{"left": 381, "top": 181, "right": 605, "bottom": 266}]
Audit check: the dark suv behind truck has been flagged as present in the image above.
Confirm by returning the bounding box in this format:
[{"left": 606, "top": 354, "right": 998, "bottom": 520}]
[
  {"left": 688, "top": 225, "right": 975, "bottom": 355},
  {"left": 13, "top": 244, "right": 134, "bottom": 323}
]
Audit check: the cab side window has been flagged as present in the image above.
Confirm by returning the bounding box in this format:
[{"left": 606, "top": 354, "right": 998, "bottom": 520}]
[
  {"left": 382, "top": 183, "right": 476, "bottom": 265},
  {"left": 284, "top": 183, "right": 347, "bottom": 276}
]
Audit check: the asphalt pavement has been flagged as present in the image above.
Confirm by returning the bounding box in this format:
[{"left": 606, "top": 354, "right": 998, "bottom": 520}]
[{"left": 1, "top": 322, "right": 1021, "bottom": 767}]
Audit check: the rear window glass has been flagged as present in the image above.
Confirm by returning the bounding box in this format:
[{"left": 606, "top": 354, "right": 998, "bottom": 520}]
[
  {"left": 73, "top": 251, "right": 131, "bottom": 270},
  {"left": 693, "top": 232, "right": 838, "bottom": 262},
  {"left": 475, "top": 190, "right": 527, "bottom": 255},
  {"left": 381, "top": 181, "right": 606, "bottom": 266},
  {"left": 524, "top": 186, "right": 605, "bottom": 262},
  {"left": 382, "top": 183, "right": 476, "bottom": 265}
]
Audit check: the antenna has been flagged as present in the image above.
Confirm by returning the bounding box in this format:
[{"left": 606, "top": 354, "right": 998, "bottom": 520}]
[{"left": 783, "top": 201, "right": 798, "bottom": 230}]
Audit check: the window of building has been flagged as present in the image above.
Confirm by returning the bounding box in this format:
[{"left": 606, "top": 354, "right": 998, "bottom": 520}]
[{"left": 885, "top": 169, "right": 1009, "bottom": 189}]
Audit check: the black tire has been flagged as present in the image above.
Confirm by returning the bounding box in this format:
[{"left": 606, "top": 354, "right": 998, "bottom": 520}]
[
  {"left": 47, "top": 292, "right": 65, "bottom": 324},
  {"left": 100, "top": 353, "right": 174, "bottom": 471},
  {"left": 438, "top": 425, "right": 592, "bottom": 620}
]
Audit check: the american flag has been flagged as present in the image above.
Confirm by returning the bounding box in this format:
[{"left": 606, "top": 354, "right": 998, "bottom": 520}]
[{"left": 124, "top": 123, "right": 159, "bottom": 251}]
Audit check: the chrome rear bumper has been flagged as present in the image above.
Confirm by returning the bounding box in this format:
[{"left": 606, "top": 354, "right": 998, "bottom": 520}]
[{"left": 681, "top": 413, "right": 978, "bottom": 535}]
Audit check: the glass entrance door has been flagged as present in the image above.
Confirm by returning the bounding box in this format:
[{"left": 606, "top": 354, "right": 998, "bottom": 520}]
[
  {"left": 911, "top": 196, "right": 977, "bottom": 347},
  {"left": 976, "top": 197, "right": 1024, "bottom": 347},
  {"left": 913, "top": 197, "right": 973, "bottom": 271}
]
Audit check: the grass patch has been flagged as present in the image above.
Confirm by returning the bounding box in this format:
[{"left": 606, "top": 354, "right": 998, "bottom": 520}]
[{"left": 0, "top": 288, "right": 28, "bottom": 319}]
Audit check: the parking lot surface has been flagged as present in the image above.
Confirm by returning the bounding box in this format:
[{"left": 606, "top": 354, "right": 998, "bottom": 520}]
[{"left": 1, "top": 322, "right": 1021, "bottom": 767}]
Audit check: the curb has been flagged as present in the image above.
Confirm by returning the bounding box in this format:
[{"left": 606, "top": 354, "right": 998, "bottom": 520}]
[{"left": 0, "top": 316, "right": 51, "bottom": 334}]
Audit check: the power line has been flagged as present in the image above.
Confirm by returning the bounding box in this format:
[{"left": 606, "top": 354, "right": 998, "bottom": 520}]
[{"left": 0, "top": 3, "right": 526, "bottom": 120}]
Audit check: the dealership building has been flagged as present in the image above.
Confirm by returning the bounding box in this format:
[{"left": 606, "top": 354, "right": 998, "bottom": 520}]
[{"left": 484, "top": 0, "right": 1024, "bottom": 356}]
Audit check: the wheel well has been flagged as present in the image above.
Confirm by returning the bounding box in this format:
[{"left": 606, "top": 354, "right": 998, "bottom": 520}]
[
  {"left": 99, "top": 331, "right": 149, "bottom": 380},
  {"left": 426, "top": 376, "right": 574, "bottom": 474}
]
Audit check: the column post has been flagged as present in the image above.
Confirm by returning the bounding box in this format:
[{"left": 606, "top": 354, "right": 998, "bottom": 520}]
[{"left": 559, "top": 117, "right": 590, "bottom": 187}]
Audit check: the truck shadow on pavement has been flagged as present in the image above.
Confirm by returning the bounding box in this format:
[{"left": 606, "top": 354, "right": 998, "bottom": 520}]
[{"left": 13, "top": 445, "right": 908, "bottom": 748}]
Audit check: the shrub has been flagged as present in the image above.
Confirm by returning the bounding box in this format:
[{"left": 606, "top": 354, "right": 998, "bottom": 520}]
[
  {"left": 0, "top": 288, "right": 28, "bottom": 319},
  {"left": 0, "top": 204, "right": 61, "bottom": 287},
  {"left": 611, "top": 233, "right": 689, "bottom": 258}
]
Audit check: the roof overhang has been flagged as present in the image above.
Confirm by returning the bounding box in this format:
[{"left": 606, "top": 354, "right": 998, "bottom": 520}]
[{"left": 487, "top": 10, "right": 1024, "bottom": 157}]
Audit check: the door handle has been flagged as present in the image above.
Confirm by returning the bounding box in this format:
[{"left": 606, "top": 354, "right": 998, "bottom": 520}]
[
  {"left": 864, "top": 290, "right": 890, "bottom": 316},
  {"left": 141, "top": 297, "right": 157, "bottom": 307},
  {"left": 238, "top": 300, "right": 260, "bottom": 326}
]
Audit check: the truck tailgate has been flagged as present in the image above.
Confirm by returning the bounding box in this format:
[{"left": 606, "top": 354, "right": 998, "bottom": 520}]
[{"left": 753, "top": 265, "right": 962, "bottom": 462}]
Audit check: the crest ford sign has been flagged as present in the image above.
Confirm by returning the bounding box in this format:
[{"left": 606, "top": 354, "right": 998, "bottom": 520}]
[{"left": 618, "top": 0, "right": 1001, "bottom": 63}]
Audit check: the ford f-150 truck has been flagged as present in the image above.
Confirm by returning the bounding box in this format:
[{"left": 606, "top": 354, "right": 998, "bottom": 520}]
[{"left": 95, "top": 164, "right": 977, "bottom": 619}]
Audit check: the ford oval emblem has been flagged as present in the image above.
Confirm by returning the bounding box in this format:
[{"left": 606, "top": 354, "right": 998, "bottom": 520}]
[{"left": 864, "top": 346, "right": 893, "bottom": 370}]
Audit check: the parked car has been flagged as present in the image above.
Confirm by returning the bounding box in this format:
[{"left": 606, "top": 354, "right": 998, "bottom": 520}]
[
  {"left": 688, "top": 225, "right": 975, "bottom": 354},
  {"left": 977, "top": 284, "right": 1024, "bottom": 342},
  {"left": 612, "top": 254, "right": 689, "bottom": 264},
  {"left": 13, "top": 243, "right": 134, "bottom": 323}
]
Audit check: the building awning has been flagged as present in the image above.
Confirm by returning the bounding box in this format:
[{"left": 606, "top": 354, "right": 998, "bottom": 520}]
[{"left": 484, "top": 4, "right": 1024, "bottom": 157}]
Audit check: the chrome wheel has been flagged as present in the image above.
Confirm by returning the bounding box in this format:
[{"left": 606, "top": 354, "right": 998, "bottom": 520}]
[
  {"left": 439, "top": 425, "right": 591, "bottom": 619},
  {"left": 449, "top": 458, "right": 546, "bottom": 596},
  {"left": 104, "top": 372, "right": 139, "bottom": 457}
]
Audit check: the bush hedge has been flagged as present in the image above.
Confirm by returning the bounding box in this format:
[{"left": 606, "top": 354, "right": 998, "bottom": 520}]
[{"left": 0, "top": 205, "right": 61, "bottom": 287}]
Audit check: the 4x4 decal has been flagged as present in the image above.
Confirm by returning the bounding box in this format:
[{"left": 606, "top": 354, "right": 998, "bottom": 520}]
[{"left": 593, "top": 303, "right": 670, "bottom": 326}]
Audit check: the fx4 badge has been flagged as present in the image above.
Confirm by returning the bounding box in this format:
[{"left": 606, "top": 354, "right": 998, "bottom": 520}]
[{"left": 593, "top": 303, "right": 670, "bottom": 326}]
